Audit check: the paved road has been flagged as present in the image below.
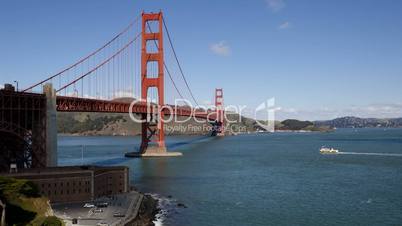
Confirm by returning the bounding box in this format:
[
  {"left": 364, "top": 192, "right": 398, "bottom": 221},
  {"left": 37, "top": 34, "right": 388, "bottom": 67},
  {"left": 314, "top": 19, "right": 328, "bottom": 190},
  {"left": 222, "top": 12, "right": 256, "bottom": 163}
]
[{"left": 53, "top": 191, "right": 141, "bottom": 226}]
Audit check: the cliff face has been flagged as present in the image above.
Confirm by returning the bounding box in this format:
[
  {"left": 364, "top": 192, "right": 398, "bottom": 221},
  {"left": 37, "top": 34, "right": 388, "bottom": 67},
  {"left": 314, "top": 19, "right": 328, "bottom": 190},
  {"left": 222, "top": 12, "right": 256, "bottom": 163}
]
[{"left": 125, "top": 195, "right": 159, "bottom": 226}]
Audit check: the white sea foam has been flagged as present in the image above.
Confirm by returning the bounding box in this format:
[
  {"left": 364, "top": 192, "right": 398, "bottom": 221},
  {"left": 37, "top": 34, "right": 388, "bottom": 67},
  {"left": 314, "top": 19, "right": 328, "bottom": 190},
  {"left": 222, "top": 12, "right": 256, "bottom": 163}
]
[
  {"left": 361, "top": 198, "right": 373, "bottom": 204},
  {"left": 153, "top": 218, "right": 163, "bottom": 226},
  {"left": 147, "top": 193, "right": 178, "bottom": 226}
]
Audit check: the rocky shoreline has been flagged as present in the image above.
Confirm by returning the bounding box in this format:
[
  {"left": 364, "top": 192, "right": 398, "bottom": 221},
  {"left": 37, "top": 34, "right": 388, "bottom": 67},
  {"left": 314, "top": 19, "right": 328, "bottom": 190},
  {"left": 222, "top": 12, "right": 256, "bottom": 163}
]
[{"left": 125, "top": 194, "right": 160, "bottom": 226}]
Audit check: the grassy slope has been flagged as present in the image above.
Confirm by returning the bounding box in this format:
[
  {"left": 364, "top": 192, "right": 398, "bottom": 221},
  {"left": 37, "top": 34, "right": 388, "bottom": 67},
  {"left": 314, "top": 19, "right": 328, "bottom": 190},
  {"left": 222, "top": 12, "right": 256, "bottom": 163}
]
[{"left": 0, "top": 177, "right": 61, "bottom": 226}]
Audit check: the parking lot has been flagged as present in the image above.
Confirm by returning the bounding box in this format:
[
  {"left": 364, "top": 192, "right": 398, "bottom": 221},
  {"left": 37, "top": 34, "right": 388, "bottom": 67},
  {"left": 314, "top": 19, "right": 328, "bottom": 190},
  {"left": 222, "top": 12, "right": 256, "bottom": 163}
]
[{"left": 53, "top": 191, "right": 142, "bottom": 226}]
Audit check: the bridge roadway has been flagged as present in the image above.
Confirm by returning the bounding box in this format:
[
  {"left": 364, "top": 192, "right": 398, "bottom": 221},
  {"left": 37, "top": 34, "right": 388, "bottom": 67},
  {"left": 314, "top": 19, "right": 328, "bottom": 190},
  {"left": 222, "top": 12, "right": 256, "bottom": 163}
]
[
  {"left": 0, "top": 89, "right": 221, "bottom": 172},
  {"left": 56, "top": 96, "right": 218, "bottom": 120}
]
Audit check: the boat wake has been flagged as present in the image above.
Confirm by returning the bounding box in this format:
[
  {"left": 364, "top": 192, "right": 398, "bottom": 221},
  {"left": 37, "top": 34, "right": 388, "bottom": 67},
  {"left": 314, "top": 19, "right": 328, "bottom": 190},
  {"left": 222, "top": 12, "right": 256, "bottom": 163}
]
[{"left": 337, "top": 152, "right": 402, "bottom": 157}]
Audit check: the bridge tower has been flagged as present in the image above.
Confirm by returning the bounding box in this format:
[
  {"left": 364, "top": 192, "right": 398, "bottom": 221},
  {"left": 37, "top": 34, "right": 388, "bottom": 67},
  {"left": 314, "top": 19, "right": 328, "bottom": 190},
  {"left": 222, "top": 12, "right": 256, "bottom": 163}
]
[
  {"left": 215, "top": 88, "right": 225, "bottom": 136},
  {"left": 139, "top": 12, "right": 166, "bottom": 154},
  {"left": 132, "top": 11, "right": 181, "bottom": 157}
]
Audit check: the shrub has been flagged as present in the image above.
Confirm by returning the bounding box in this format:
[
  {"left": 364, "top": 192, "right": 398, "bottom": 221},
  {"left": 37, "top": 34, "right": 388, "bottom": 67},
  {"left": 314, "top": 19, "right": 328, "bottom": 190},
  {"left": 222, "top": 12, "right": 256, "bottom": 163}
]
[
  {"left": 19, "top": 181, "right": 40, "bottom": 198},
  {"left": 41, "top": 216, "right": 63, "bottom": 226}
]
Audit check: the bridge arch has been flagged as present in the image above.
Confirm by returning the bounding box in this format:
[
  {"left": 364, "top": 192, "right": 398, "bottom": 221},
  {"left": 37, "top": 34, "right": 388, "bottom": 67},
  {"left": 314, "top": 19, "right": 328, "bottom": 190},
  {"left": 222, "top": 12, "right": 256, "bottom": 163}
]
[{"left": 0, "top": 121, "right": 33, "bottom": 172}]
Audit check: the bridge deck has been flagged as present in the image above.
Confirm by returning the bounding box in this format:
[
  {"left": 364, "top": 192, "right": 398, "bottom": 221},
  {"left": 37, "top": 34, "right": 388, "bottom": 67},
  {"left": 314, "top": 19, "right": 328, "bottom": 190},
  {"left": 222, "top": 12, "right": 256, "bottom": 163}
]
[{"left": 56, "top": 96, "right": 217, "bottom": 120}]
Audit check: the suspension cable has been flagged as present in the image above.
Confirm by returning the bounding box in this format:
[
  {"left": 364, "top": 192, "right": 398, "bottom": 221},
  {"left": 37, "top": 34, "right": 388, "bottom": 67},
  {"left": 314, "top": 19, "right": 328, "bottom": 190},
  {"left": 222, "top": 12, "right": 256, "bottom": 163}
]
[
  {"left": 145, "top": 21, "right": 184, "bottom": 100},
  {"left": 23, "top": 15, "right": 141, "bottom": 92},
  {"left": 162, "top": 17, "right": 199, "bottom": 106},
  {"left": 57, "top": 32, "right": 142, "bottom": 93},
  {"left": 164, "top": 63, "right": 184, "bottom": 99}
]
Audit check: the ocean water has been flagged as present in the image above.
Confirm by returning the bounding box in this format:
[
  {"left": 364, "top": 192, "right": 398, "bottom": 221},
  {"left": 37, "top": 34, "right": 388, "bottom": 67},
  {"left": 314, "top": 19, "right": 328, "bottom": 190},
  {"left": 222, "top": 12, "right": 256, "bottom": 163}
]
[{"left": 58, "top": 128, "right": 402, "bottom": 226}]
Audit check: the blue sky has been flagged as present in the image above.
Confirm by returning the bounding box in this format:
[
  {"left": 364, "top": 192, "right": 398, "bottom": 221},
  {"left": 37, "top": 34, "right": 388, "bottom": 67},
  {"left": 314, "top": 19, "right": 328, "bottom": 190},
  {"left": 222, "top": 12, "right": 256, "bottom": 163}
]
[{"left": 1, "top": 0, "right": 402, "bottom": 120}]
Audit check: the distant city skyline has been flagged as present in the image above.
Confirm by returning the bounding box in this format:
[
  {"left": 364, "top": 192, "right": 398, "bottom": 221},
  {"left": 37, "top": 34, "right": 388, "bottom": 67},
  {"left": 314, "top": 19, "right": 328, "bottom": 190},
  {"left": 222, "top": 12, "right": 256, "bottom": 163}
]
[{"left": 1, "top": 0, "right": 401, "bottom": 120}]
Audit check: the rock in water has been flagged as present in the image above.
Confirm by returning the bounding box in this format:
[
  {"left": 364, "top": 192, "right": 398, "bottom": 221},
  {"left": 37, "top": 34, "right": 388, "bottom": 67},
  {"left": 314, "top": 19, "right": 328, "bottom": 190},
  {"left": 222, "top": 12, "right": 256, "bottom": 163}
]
[{"left": 177, "top": 203, "right": 187, "bottom": 208}]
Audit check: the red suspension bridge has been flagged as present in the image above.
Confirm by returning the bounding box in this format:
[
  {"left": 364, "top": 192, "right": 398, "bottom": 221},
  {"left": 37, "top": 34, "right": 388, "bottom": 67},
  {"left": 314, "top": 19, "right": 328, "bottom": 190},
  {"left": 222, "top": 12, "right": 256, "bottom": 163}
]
[{"left": 0, "top": 11, "right": 224, "bottom": 172}]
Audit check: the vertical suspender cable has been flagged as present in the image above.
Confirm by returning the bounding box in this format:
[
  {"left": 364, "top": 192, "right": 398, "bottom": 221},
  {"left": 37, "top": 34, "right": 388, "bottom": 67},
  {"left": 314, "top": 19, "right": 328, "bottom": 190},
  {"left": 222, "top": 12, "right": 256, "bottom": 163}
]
[{"left": 162, "top": 17, "right": 199, "bottom": 106}]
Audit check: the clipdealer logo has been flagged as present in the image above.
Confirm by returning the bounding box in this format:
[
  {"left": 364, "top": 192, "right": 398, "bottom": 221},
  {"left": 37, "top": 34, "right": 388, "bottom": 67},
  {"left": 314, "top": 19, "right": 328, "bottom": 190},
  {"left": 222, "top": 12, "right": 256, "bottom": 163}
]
[{"left": 127, "top": 97, "right": 277, "bottom": 133}]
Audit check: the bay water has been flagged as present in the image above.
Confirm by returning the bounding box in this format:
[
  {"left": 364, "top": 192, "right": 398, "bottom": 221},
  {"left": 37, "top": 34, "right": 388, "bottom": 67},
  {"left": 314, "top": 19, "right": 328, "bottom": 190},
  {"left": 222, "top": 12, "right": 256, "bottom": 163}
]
[{"left": 58, "top": 128, "right": 402, "bottom": 226}]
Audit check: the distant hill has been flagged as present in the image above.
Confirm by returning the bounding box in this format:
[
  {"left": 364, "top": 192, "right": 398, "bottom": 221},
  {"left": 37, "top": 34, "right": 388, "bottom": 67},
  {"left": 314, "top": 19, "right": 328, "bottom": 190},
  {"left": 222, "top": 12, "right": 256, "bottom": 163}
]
[
  {"left": 57, "top": 111, "right": 263, "bottom": 136},
  {"left": 57, "top": 112, "right": 333, "bottom": 135},
  {"left": 314, "top": 116, "right": 402, "bottom": 128},
  {"left": 275, "top": 119, "right": 333, "bottom": 132}
]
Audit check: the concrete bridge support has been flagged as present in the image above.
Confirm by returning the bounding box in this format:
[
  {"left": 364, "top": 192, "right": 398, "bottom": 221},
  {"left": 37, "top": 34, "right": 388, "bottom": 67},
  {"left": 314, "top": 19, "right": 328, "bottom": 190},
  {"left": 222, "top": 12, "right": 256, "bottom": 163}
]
[{"left": 43, "top": 84, "right": 57, "bottom": 166}]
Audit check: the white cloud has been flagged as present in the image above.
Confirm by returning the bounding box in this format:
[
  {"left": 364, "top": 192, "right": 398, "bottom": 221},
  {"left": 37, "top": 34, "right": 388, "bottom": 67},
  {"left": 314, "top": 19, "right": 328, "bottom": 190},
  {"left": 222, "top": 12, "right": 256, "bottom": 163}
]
[
  {"left": 201, "top": 100, "right": 212, "bottom": 106},
  {"left": 281, "top": 107, "right": 297, "bottom": 113},
  {"left": 210, "top": 41, "right": 231, "bottom": 57},
  {"left": 266, "top": 0, "right": 285, "bottom": 12},
  {"left": 345, "top": 103, "right": 402, "bottom": 118},
  {"left": 112, "top": 90, "right": 135, "bottom": 98},
  {"left": 278, "top": 21, "right": 291, "bottom": 29}
]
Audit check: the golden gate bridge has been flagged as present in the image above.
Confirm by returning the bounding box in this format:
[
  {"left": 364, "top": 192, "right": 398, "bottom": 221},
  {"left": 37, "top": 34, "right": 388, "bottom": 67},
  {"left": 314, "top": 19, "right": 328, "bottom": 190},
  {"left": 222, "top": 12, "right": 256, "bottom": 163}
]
[{"left": 0, "top": 11, "right": 225, "bottom": 172}]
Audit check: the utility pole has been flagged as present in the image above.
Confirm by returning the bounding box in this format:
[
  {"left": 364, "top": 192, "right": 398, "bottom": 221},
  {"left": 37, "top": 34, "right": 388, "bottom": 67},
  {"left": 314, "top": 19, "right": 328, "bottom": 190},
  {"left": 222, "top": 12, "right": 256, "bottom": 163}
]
[
  {"left": 81, "top": 145, "right": 84, "bottom": 165},
  {"left": 13, "top": 80, "right": 18, "bottom": 91}
]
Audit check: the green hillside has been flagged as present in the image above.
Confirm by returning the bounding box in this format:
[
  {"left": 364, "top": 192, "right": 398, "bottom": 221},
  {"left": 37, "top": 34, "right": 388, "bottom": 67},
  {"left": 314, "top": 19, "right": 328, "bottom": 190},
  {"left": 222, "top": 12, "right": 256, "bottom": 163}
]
[
  {"left": 0, "top": 177, "right": 62, "bottom": 226},
  {"left": 57, "top": 111, "right": 264, "bottom": 135},
  {"left": 57, "top": 112, "right": 333, "bottom": 135}
]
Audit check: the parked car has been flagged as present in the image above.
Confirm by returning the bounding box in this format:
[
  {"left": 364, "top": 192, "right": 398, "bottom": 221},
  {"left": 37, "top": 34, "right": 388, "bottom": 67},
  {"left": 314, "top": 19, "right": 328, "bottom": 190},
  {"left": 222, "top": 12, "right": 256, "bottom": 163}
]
[
  {"left": 113, "top": 212, "right": 125, "bottom": 217},
  {"left": 96, "top": 202, "right": 108, "bottom": 208},
  {"left": 96, "top": 222, "right": 108, "bottom": 226},
  {"left": 93, "top": 208, "right": 104, "bottom": 213},
  {"left": 84, "top": 203, "right": 95, "bottom": 208}
]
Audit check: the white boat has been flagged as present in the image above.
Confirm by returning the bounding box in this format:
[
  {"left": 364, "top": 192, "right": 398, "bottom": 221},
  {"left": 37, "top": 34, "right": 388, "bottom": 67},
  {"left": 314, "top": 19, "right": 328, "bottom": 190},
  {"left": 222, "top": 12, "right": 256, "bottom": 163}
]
[{"left": 320, "top": 147, "right": 339, "bottom": 154}]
